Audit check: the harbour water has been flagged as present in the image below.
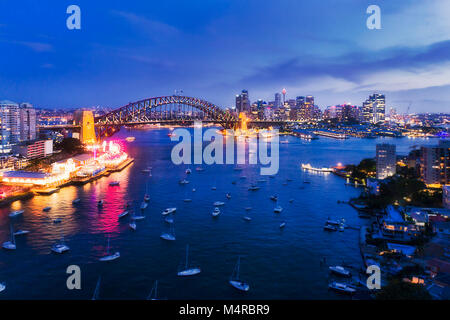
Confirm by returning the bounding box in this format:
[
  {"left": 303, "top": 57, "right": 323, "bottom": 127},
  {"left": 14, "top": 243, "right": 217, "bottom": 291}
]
[{"left": 0, "top": 129, "right": 436, "bottom": 299}]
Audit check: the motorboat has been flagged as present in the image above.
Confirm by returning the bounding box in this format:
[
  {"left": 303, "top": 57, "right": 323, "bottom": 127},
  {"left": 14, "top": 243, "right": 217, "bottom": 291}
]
[
  {"left": 109, "top": 181, "right": 120, "bottom": 186},
  {"left": 118, "top": 211, "right": 129, "bottom": 219},
  {"left": 97, "top": 200, "right": 104, "bottom": 207},
  {"left": 160, "top": 233, "right": 176, "bottom": 241},
  {"left": 162, "top": 208, "right": 177, "bottom": 215},
  {"left": 274, "top": 206, "right": 283, "bottom": 213},
  {"left": 245, "top": 207, "right": 252, "bottom": 211},
  {"left": 99, "top": 236, "right": 120, "bottom": 262},
  {"left": 53, "top": 218, "right": 62, "bottom": 224},
  {"left": 211, "top": 207, "right": 220, "bottom": 217},
  {"left": 213, "top": 201, "right": 225, "bottom": 206},
  {"left": 329, "top": 266, "right": 351, "bottom": 277},
  {"left": 270, "top": 195, "right": 278, "bottom": 201},
  {"left": 328, "top": 282, "right": 356, "bottom": 295},
  {"left": 179, "top": 179, "right": 190, "bottom": 185},
  {"left": 129, "top": 222, "right": 137, "bottom": 231},
  {"left": 51, "top": 241, "right": 70, "bottom": 254},
  {"left": 211, "top": 186, "right": 217, "bottom": 190},
  {"left": 185, "top": 168, "right": 192, "bottom": 174},
  {"left": 279, "top": 222, "right": 286, "bottom": 228},
  {"left": 9, "top": 210, "right": 24, "bottom": 218},
  {"left": 183, "top": 198, "right": 192, "bottom": 202},
  {"left": 72, "top": 198, "right": 81, "bottom": 205},
  {"left": 248, "top": 185, "right": 260, "bottom": 191},
  {"left": 43, "top": 206, "right": 52, "bottom": 212},
  {"left": 226, "top": 193, "right": 231, "bottom": 199},
  {"left": 177, "top": 245, "right": 201, "bottom": 276},
  {"left": 242, "top": 216, "right": 252, "bottom": 221},
  {"left": 229, "top": 257, "right": 250, "bottom": 292}
]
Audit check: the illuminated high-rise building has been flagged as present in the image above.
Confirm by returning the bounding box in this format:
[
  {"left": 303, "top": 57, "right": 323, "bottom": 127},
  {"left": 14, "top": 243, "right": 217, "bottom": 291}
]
[
  {"left": 0, "top": 100, "right": 20, "bottom": 154},
  {"left": 274, "top": 93, "right": 282, "bottom": 108},
  {"left": 19, "top": 102, "right": 37, "bottom": 142},
  {"left": 376, "top": 143, "right": 396, "bottom": 179},
  {"left": 235, "top": 90, "right": 250, "bottom": 114},
  {"left": 362, "top": 94, "right": 385, "bottom": 123},
  {"left": 420, "top": 140, "right": 450, "bottom": 187}
]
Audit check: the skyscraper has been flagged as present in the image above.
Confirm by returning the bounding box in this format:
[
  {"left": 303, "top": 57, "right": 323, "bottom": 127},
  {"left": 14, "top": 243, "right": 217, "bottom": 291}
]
[
  {"left": 420, "top": 140, "right": 450, "bottom": 187},
  {"left": 235, "top": 90, "right": 250, "bottom": 114},
  {"left": 0, "top": 100, "right": 20, "bottom": 154},
  {"left": 19, "top": 102, "right": 37, "bottom": 141},
  {"left": 362, "top": 94, "right": 385, "bottom": 123},
  {"left": 376, "top": 143, "right": 396, "bottom": 179},
  {"left": 274, "top": 93, "right": 282, "bottom": 108}
]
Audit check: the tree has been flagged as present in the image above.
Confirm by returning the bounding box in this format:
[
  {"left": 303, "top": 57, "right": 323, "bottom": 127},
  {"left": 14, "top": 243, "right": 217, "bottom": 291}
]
[
  {"left": 376, "top": 279, "right": 432, "bottom": 300},
  {"left": 56, "top": 138, "right": 84, "bottom": 153}
]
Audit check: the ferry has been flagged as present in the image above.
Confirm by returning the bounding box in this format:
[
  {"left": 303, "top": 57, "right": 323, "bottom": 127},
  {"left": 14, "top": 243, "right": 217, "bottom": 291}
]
[{"left": 301, "top": 163, "right": 333, "bottom": 173}]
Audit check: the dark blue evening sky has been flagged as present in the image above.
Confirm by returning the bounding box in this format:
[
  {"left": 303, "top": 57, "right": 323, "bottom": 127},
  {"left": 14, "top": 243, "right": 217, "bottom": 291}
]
[{"left": 1, "top": 0, "right": 450, "bottom": 112}]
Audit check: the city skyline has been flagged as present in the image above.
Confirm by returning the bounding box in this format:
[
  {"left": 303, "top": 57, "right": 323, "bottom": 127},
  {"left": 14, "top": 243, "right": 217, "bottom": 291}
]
[{"left": 1, "top": 1, "right": 450, "bottom": 112}]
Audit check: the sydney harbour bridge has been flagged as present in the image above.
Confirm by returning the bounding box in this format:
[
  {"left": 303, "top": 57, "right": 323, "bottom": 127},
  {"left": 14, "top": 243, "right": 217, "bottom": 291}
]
[{"left": 38, "top": 95, "right": 294, "bottom": 143}]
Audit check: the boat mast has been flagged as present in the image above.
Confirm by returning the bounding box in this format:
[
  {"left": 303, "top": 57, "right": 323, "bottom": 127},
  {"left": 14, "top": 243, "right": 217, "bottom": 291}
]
[{"left": 185, "top": 245, "right": 189, "bottom": 269}]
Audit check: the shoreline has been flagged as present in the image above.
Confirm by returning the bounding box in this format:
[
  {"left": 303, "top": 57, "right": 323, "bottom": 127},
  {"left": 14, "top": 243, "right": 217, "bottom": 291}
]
[{"left": 0, "top": 157, "right": 134, "bottom": 206}]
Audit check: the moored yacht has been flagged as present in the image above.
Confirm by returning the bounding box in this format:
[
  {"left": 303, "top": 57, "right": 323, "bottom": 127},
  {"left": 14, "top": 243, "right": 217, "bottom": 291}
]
[
  {"left": 118, "top": 210, "right": 129, "bottom": 219},
  {"left": 99, "top": 236, "right": 120, "bottom": 262},
  {"left": 329, "top": 266, "right": 351, "bottom": 277},
  {"left": 43, "top": 206, "right": 52, "bottom": 212},
  {"left": 229, "top": 257, "right": 250, "bottom": 292},
  {"left": 213, "top": 201, "right": 225, "bottom": 206},
  {"left": 211, "top": 207, "right": 220, "bottom": 217},
  {"left": 109, "top": 181, "right": 120, "bottom": 186},
  {"left": 177, "top": 245, "right": 201, "bottom": 276},
  {"left": 328, "top": 282, "right": 356, "bottom": 295}
]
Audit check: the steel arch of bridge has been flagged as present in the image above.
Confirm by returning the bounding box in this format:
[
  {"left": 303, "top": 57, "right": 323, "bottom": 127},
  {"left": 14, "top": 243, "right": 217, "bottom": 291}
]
[{"left": 95, "top": 95, "right": 237, "bottom": 129}]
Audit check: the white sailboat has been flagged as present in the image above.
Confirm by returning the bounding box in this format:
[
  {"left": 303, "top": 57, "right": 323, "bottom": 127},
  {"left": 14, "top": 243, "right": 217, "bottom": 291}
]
[
  {"left": 274, "top": 201, "right": 283, "bottom": 213},
  {"left": 177, "top": 245, "right": 201, "bottom": 276},
  {"left": 99, "top": 236, "right": 120, "bottom": 261},
  {"left": 92, "top": 276, "right": 101, "bottom": 300},
  {"left": 2, "top": 224, "right": 16, "bottom": 250},
  {"left": 229, "top": 257, "right": 250, "bottom": 292},
  {"left": 160, "top": 224, "right": 176, "bottom": 241},
  {"left": 51, "top": 231, "right": 70, "bottom": 254},
  {"left": 8, "top": 210, "right": 24, "bottom": 218},
  {"left": 147, "top": 280, "right": 162, "bottom": 300},
  {"left": 132, "top": 210, "right": 145, "bottom": 221}
]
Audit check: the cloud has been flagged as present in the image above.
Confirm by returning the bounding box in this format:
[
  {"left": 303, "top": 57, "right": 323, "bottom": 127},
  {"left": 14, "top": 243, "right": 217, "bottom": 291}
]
[
  {"left": 111, "top": 10, "right": 179, "bottom": 39},
  {"left": 11, "top": 40, "right": 53, "bottom": 52},
  {"left": 239, "top": 39, "right": 450, "bottom": 95}
]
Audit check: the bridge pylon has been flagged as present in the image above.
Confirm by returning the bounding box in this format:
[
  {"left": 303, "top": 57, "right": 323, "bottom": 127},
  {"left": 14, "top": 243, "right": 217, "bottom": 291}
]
[{"left": 73, "top": 109, "right": 97, "bottom": 145}]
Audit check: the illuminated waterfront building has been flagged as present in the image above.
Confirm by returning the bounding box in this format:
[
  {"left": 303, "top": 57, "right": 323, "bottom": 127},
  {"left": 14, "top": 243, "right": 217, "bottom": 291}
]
[
  {"left": 376, "top": 143, "right": 396, "bottom": 179},
  {"left": 12, "top": 139, "right": 53, "bottom": 159}
]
